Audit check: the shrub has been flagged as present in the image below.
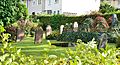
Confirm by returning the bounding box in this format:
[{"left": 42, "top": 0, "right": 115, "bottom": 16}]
[
  {"left": 0, "top": 26, "right": 40, "bottom": 65},
  {"left": 38, "top": 39, "right": 120, "bottom": 65},
  {"left": 32, "top": 12, "right": 120, "bottom": 30},
  {"left": 100, "top": 2, "right": 117, "bottom": 14},
  {"left": 80, "top": 18, "right": 94, "bottom": 32},
  {"left": 46, "top": 30, "right": 60, "bottom": 40},
  {"left": 57, "top": 32, "right": 116, "bottom": 43},
  {"left": 0, "top": 0, "right": 28, "bottom": 26}
]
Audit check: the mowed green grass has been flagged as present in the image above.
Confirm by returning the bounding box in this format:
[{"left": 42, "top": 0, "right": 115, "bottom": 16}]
[{"left": 13, "top": 37, "right": 69, "bottom": 59}]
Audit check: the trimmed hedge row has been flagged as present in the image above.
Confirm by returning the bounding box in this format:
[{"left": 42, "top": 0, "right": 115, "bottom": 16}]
[
  {"left": 56, "top": 32, "right": 116, "bottom": 43},
  {"left": 32, "top": 12, "right": 120, "bottom": 30}
]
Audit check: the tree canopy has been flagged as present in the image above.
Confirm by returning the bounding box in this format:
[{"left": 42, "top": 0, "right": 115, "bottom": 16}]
[{"left": 0, "top": 0, "right": 28, "bottom": 26}]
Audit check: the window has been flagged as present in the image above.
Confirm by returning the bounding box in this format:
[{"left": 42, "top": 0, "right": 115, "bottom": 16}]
[
  {"left": 38, "top": 0, "right": 41, "bottom": 5},
  {"left": 55, "top": 0, "right": 59, "bottom": 4},
  {"left": 57, "top": 10, "right": 60, "bottom": 14},
  {"left": 54, "top": 11, "right": 56, "bottom": 14},
  {"left": 33, "top": 0, "right": 36, "bottom": 5},
  {"left": 47, "top": 10, "right": 52, "bottom": 14},
  {"left": 49, "top": 0, "right": 51, "bottom": 5}
]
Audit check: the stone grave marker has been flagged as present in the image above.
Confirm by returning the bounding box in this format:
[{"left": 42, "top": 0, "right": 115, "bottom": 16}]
[
  {"left": 97, "top": 33, "right": 108, "bottom": 50},
  {"left": 34, "top": 27, "right": 43, "bottom": 44},
  {"left": 73, "top": 22, "right": 78, "bottom": 32},
  {"left": 16, "top": 28, "right": 24, "bottom": 42},
  {"left": 60, "top": 25, "right": 64, "bottom": 34},
  {"left": 111, "top": 14, "right": 119, "bottom": 29},
  {"left": 46, "top": 25, "right": 52, "bottom": 36}
]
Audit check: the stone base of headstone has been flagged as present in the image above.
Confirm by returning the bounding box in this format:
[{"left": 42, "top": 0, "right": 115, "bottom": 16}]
[{"left": 73, "top": 27, "right": 78, "bottom": 32}]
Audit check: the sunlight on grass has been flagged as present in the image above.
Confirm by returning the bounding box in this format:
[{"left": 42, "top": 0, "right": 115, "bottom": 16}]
[{"left": 13, "top": 37, "right": 68, "bottom": 58}]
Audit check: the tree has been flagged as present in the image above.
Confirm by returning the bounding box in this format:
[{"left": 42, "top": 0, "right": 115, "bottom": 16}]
[
  {"left": 0, "top": 0, "right": 28, "bottom": 26},
  {"left": 99, "top": 2, "right": 117, "bottom": 14}
]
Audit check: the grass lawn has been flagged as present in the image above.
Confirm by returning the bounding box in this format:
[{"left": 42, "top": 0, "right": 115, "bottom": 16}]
[
  {"left": 8, "top": 36, "right": 116, "bottom": 60},
  {"left": 13, "top": 37, "right": 70, "bottom": 59}
]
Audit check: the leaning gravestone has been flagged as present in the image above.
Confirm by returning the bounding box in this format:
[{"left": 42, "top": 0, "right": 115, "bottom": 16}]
[
  {"left": 16, "top": 28, "right": 25, "bottom": 42},
  {"left": 46, "top": 25, "right": 52, "bottom": 36},
  {"left": 73, "top": 22, "right": 78, "bottom": 32},
  {"left": 97, "top": 33, "right": 108, "bottom": 50},
  {"left": 60, "top": 25, "right": 64, "bottom": 34},
  {"left": 34, "top": 27, "right": 43, "bottom": 44}
]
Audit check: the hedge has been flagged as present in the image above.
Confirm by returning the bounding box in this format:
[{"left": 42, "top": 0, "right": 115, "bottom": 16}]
[
  {"left": 56, "top": 32, "right": 116, "bottom": 43},
  {"left": 32, "top": 12, "right": 120, "bottom": 30}
]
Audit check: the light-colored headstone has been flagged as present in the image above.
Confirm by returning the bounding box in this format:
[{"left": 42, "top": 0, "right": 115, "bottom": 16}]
[
  {"left": 46, "top": 25, "right": 52, "bottom": 36},
  {"left": 112, "top": 14, "right": 118, "bottom": 29},
  {"left": 60, "top": 25, "right": 64, "bottom": 34},
  {"left": 73, "top": 22, "right": 78, "bottom": 32},
  {"left": 34, "top": 27, "right": 43, "bottom": 44}
]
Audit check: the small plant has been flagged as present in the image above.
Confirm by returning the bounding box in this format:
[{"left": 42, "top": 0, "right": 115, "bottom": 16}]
[{"left": 0, "top": 26, "right": 39, "bottom": 65}]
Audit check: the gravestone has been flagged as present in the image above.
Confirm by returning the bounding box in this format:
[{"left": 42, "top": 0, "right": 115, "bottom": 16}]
[
  {"left": 16, "top": 28, "right": 25, "bottom": 42},
  {"left": 73, "top": 22, "right": 78, "bottom": 32},
  {"left": 93, "top": 16, "right": 109, "bottom": 32},
  {"left": 17, "top": 18, "right": 27, "bottom": 29},
  {"left": 111, "top": 14, "right": 119, "bottom": 29},
  {"left": 97, "top": 33, "right": 108, "bottom": 50},
  {"left": 46, "top": 25, "right": 52, "bottom": 36},
  {"left": 5, "top": 25, "right": 17, "bottom": 41},
  {"left": 60, "top": 25, "right": 64, "bottom": 34},
  {"left": 34, "top": 27, "right": 43, "bottom": 44}
]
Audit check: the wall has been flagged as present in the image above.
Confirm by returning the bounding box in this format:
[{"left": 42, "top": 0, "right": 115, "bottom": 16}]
[
  {"left": 44, "top": 0, "right": 62, "bottom": 14},
  {"left": 27, "top": 0, "right": 43, "bottom": 14},
  {"left": 62, "top": 0, "right": 100, "bottom": 15}
]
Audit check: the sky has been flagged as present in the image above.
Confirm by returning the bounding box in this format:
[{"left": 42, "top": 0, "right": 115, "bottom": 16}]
[{"left": 62, "top": 0, "right": 100, "bottom": 15}]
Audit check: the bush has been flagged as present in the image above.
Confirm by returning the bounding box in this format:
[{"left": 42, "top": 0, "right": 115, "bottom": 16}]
[
  {"left": 100, "top": 2, "right": 117, "bottom": 14},
  {"left": 38, "top": 40, "right": 120, "bottom": 65},
  {"left": 0, "top": 0, "right": 28, "bottom": 26},
  {"left": 57, "top": 32, "right": 116, "bottom": 43},
  {"left": 0, "top": 26, "right": 40, "bottom": 65},
  {"left": 32, "top": 12, "right": 120, "bottom": 30},
  {"left": 46, "top": 30, "right": 60, "bottom": 40}
]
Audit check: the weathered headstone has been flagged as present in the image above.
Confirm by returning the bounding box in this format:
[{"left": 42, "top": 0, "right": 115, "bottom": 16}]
[
  {"left": 97, "top": 33, "right": 108, "bottom": 50},
  {"left": 73, "top": 22, "right": 78, "bottom": 32},
  {"left": 17, "top": 18, "right": 27, "bottom": 29},
  {"left": 111, "top": 14, "right": 119, "bottom": 29},
  {"left": 93, "top": 16, "right": 109, "bottom": 32},
  {"left": 60, "top": 25, "right": 64, "bottom": 34},
  {"left": 16, "top": 28, "right": 25, "bottom": 42},
  {"left": 5, "top": 25, "right": 17, "bottom": 41},
  {"left": 34, "top": 27, "right": 43, "bottom": 44},
  {"left": 46, "top": 25, "right": 52, "bottom": 36}
]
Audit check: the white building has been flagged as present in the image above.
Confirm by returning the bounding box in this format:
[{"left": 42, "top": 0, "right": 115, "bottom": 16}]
[
  {"left": 105, "top": 0, "right": 120, "bottom": 9},
  {"left": 23, "top": 0, "right": 100, "bottom": 16}
]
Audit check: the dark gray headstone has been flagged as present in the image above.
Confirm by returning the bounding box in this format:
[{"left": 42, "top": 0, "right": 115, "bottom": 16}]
[
  {"left": 97, "top": 33, "right": 108, "bottom": 50},
  {"left": 34, "top": 27, "right": 43, "bottom": 44}
]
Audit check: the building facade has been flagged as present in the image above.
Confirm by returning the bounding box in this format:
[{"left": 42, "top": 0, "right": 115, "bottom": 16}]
[
  {"left": 24, "top": 0, "right": 62, "bottom": 15},
  {"left": 104, "top": 0, "right": 120, "bottom": 9},
  {"left": 22, "top": 0, "right": 100, "bottom": 16}
]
